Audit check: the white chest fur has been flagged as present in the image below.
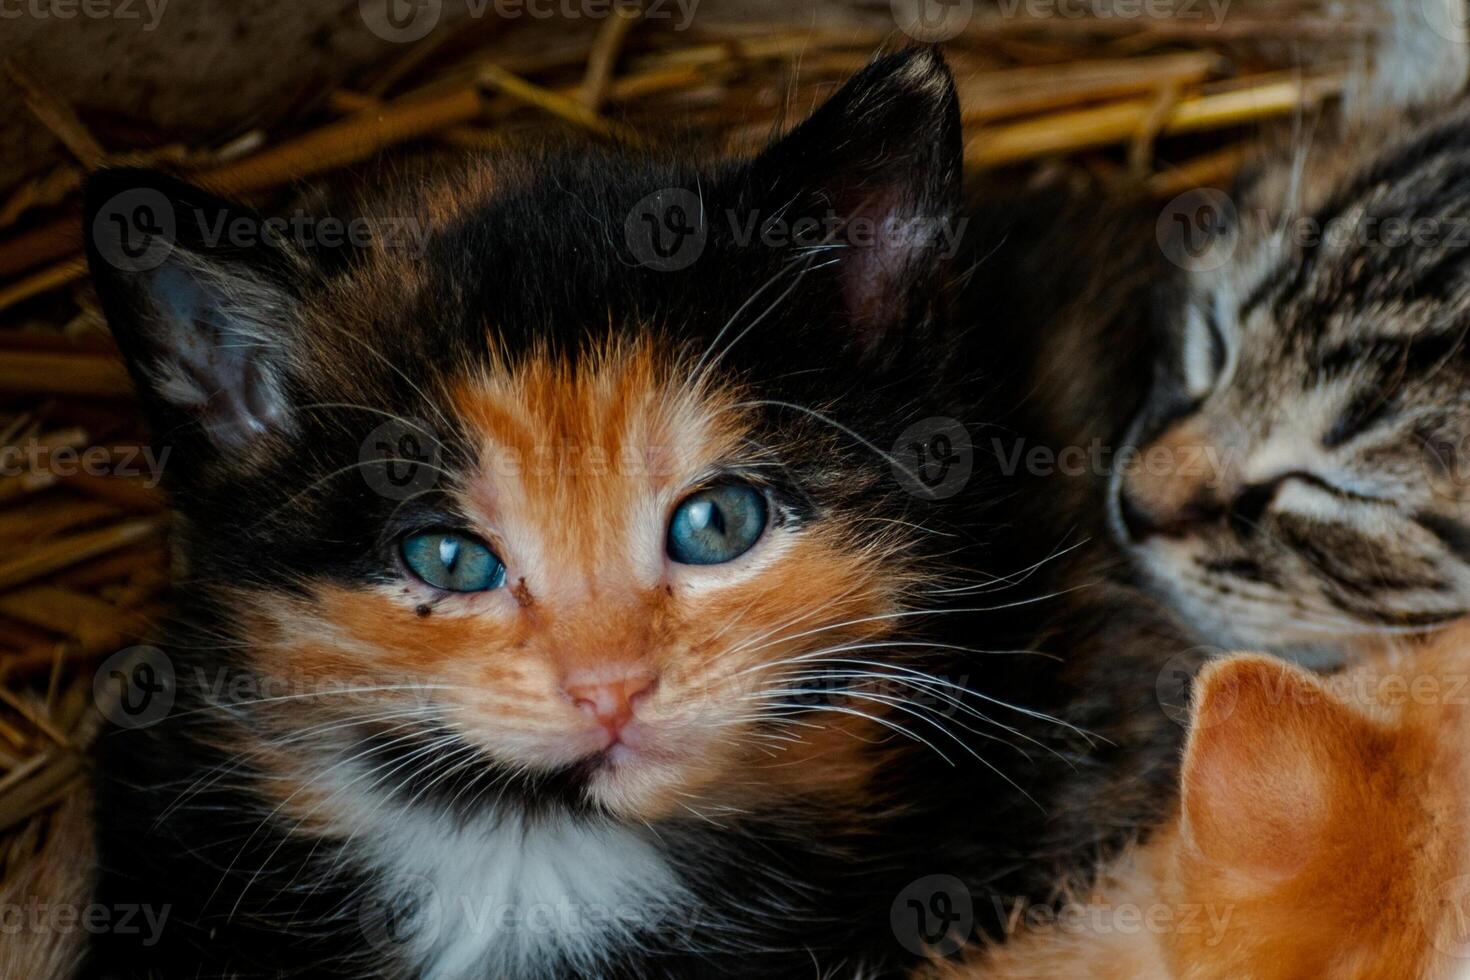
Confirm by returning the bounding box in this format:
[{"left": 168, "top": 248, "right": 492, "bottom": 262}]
[{"left": 350, "top": 801, "right": 689, "bottom": 978}]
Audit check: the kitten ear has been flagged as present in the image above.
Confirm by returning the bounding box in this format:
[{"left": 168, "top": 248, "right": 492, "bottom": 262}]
[
  {"left": 1179, "top": 655, "right": 1370, "bottom": 885},
  {"left": 84, "top": 169, "right": 300, "bottom": 461},
  {"left": 743, "top": 47, "right": 962, "bottom": 353}
]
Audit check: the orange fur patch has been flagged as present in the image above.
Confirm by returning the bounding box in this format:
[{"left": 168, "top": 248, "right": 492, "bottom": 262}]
[{"left": 930, "top": 624, "right": 1470, "bottom": 980}]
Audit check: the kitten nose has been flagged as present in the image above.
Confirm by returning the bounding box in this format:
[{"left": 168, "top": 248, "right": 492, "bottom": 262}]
[
  {"left": 563, "top": 670, "right": 658, "bottom": 732},
  {"left": 1118, "top": 485, "right": 1223, "bottom": 541},
  {"left": 1116, "top": 417, "right": 1238, "bottom": 541},
  {"left": 1120, "top": 479, "right": 1286, "bottom": 541}
]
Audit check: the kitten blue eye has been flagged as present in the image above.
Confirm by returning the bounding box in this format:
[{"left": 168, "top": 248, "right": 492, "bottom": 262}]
[
  {"left": 401, "top": 531, "right": 505, "bottom": 592},
  {"left": 667, "top": 483, "right": 768, "bottom": 565}
]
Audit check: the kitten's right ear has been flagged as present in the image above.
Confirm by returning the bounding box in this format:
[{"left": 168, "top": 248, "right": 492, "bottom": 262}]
[
  {"left": 740, "top": 47, "right": 962, "bottom": 356},
  {"left": 84, "top": 169, "right": 301, "bottom": 463},
  {"left": 1179, "top": 655, "right": 1371, "bottom": 886}
]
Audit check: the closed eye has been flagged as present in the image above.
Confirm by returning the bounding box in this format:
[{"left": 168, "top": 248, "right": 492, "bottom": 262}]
[
  {"left": 1323, "top": 390, "right": 1395, "bottom": 449},
  {"left": 1179, "top": 301, "right": 1227, "bottom": 400}
]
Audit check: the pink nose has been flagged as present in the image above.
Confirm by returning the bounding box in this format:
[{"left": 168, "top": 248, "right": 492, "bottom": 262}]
[{"left": 563, "top": 670, "right": 657, "bottom": 733}]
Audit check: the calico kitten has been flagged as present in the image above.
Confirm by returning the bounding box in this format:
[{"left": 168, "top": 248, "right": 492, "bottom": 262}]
[
  {"left": 923, "top": 627, "right": 1470, "bottom": 980},
  {"left": 79, "top": 48, "right": 1186, "bottom": 979}
]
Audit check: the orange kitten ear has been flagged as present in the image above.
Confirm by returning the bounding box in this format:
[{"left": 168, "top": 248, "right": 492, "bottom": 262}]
[{"left": 1179, "top": 655, "right": 1367, "bottom": 885}]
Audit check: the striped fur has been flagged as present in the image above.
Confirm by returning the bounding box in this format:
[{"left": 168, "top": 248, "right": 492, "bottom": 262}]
[{"left": 1114, "top": 101, "right": 1470, "bottom": 652}]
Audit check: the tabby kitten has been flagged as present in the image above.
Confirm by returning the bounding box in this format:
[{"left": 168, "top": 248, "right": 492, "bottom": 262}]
[
  {"left": 1113, "top": 101, "right": 1470, "bottom": 653},
  {"left": 924, "top": 629, "right": 1470, "bottom": 980},
  {"left": 951, "top": 9, "right": 1470, "bottom": 658},
  {"left": 79, "top": 49, "right": 1183, "bottom": 979}
]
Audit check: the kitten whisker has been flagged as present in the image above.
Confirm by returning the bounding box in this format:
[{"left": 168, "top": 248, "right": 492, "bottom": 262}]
[
  {"left": 753, "top": 700, "right": 956, "bottom": 766},
  {"left": 752, "top": 685, "right": 1040, "bottom": 806},
  {"left": 692, "top": 250, "right": 812, "bottom": 379},
  {"left": 170, "top": 684, "right": 461, "bottom": 719},
  {"left": 733, "top": 398, "right": 918, "bottom": 484}
]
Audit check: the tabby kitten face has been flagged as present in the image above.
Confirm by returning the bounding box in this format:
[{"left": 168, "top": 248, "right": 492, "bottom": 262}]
[
  {"left": 86, "top": 50, "right": 966, "bottom": 829},
  {"left": 1112, "top": 109, "right": 1470, "bottom": 651}
]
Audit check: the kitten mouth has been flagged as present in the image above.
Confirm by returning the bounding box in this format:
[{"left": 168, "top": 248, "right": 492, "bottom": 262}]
[{"left": 586, "top": 722, "right": 664, "bottom": 769}]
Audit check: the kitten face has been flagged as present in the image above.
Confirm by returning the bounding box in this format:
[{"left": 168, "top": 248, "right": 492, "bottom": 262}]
[
  {"left": 1112, "top": 111, "right": 1470, "bottom": 650},
  {"left": 232, "top": 340, "right": 904, "bottom": 820},
  {"left": 85, "top": 50, "right": 967, "bottom": 831}
]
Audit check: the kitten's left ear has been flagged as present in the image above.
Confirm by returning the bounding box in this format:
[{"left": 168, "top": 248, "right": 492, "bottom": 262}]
[
  {"left": 84, "top": 168, "right": 302, "bottom": 465},
  {"left": 1179, "top": 655, "right": 1373, "bottom": 887},
  {"left": 744, "top": 47, "right": 963, "bottom": 353}
]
